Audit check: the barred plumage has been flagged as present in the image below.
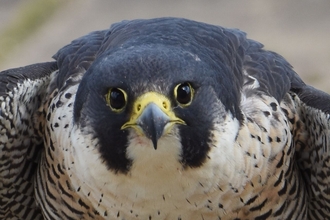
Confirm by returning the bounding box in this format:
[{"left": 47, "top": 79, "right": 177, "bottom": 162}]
[{"left": 0, "top": 17, "right": 329, "bottom": 219}]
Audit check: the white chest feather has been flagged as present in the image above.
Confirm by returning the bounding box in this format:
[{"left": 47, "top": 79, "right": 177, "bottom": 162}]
[
  {"left": 66, "top": 117, "right": 242, "bottom": 219},
  {"left": 36, "top": 81, "right": 297, "bottom": 219}
]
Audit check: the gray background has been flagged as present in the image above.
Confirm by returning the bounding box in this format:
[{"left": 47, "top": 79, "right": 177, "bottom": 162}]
[{"left": 1, "top": 0, "right": 329, "bottom": 92}]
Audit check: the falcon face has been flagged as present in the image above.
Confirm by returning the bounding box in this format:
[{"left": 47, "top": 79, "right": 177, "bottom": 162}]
[
  {"left": 2, "top": 17, "right": 330, "bottom": 220},
  {"left": 74, "top": 39, "right": 242, "bottom": 173}
]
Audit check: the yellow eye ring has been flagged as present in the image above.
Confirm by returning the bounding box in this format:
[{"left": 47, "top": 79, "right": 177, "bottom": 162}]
[
  {"left": 105, "top": 88, "right": 127, "bottom": 112},
  {"left": 174, "top": 82, "right": 194, "bottom": 107}
]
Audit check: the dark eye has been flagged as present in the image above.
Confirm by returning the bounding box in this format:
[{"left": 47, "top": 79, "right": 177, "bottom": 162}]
[
  {"left": 106, "top": 88, "right": 127, "bottom": 112},
  {"left": 174, "top": 82, "right": 194, "bottom": 106}
]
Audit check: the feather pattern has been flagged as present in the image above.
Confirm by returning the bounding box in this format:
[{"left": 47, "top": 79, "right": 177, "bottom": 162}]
[{"left": 0, "top": 18, "right": 329, "bottom": 219}]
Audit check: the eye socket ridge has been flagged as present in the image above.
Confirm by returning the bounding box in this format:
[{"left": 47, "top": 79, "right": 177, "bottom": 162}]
[
  {"left": 174, "top": 82, "right": 194, "bottom": 107},
  {"left": 105, "top": 88, "right": 127, "bottom": 112}
]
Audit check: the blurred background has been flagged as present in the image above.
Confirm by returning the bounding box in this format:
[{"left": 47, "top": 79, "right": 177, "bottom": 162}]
[{"left": 0, "top": 0, "right": 329, "bottom": 92}]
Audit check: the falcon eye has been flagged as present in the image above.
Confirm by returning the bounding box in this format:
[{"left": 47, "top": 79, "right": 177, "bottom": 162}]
[
  {"left": 106, "top": 88, "right": 127, "bottom": 112},
  {"left": 174, "top": 82, "right": 194, "bottom": 106}
]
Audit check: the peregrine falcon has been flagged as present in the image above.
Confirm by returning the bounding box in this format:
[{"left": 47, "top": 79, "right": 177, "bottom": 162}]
[{"left": 1, "top": 17, "right": 330, "bottom": 219}]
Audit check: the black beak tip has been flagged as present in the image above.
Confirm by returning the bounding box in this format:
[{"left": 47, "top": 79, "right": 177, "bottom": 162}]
[
  {"left": 152, "top": 138, "right": 158, "bottom": 150},
  {"left": 137, "top": 103, "right": 169, "bottom": 150}
]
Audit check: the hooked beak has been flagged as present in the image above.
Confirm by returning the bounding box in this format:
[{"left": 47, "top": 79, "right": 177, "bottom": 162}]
[{"left": 121, "top": 92, "right": 185, "bottom": 149}]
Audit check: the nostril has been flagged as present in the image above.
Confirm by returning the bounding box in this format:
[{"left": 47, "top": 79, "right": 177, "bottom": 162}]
[
  {"left": 137, "top": 104, "right": 141, "bottom": 111},
  {"left": 163, "top": 101, "right": 167, "bottom": 110}
]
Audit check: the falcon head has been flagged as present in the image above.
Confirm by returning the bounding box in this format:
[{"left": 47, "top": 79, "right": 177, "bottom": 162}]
[{"left": 73, "top": 18, "right": 243, "bottom": 173}]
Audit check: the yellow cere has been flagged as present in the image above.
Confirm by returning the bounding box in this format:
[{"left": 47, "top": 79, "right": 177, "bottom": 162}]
[{"left": 121, "top": 92, "right": 185, "bottom": 132}]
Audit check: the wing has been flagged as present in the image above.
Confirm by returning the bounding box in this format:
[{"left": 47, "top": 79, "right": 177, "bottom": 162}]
[
  {"left": 238, "top": 30, "right": 330, "bottom": 218},
  {"left": 290, "top": 83, "right": 330, "bottom": 218},
  {"left": 0, "top": 62, "right": 58, "bottom": 219}
]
